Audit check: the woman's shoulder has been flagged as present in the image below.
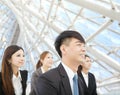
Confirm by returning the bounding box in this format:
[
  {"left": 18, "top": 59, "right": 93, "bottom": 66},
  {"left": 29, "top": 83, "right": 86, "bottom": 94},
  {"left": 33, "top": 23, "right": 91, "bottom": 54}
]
[
  {"left": 0, "top": 72, "right": 2, "bottom": 80},
  {"left": 20, "top": 70, "right": 28, "bottom": 73},
  {"left": 0, "top": 72, "right": 2, "bottom": 86},
  {"left": 20, "top": 70, "right": 28, "bottom": 80},
  {"left": 0, "top": 72, "right": 4, "bottom": 95},
  {"left": 32, "top": 68, "right": 42, "bottom": 77},
  {"left": 20, "top": 70, "right": 28, "bottom": 75}
]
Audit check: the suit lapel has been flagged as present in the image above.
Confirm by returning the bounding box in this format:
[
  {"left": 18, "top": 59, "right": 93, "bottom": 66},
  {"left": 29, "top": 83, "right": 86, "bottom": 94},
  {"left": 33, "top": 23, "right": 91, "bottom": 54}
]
[
  {"left": 79, "top": 72, "right": 88, "bottom": 88},
  {"left": 88, "top": 73, "right": 92, "bottom": 90},
  {"left": 58, "top": 64, "right": 72, "bottom": 95},
  {"left": 62, "top": 76, "right": 72, "bottom": 95},
  {"left": 78, "top": 76, "right": 85, "bottom": 95},
  {"left": 20, "top": 70, "right": 27, "bottom": 95}
]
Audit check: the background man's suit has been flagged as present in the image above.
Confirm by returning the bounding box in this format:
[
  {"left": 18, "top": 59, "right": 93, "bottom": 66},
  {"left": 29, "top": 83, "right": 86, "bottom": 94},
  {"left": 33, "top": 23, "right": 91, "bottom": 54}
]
[{"left": 78, "top": 72, "right": 97, "bottom": 95}]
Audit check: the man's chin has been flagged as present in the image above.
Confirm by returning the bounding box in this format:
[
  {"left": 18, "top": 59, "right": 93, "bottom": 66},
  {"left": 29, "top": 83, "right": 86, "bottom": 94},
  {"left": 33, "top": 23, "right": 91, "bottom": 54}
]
[{"left": 79, "top": 60, "right": 84, "bottom": 65}]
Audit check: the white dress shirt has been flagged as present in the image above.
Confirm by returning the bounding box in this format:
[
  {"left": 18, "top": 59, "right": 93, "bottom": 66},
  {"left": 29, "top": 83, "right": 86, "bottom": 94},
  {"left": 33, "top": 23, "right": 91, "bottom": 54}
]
[
  {"left": 62, "top": 62, "right": 76, "bottom": 95},
  {"left": 41, "top": 67, "right": 45, "bottom": 73},
  {"left": 81, "top": 71, "right": 88, "bottom": 87},
  {"left": 12, "top": 71, "right": 23, "bottom": 95}
]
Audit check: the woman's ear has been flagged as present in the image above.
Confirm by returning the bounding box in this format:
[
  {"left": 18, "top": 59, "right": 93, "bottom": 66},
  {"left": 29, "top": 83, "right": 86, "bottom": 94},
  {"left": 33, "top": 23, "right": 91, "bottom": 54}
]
[
  {"left": 8, "top": 59, "right": 11, "bottom": 64},
  {"left": 40, "top": 59, "right": 43, "bottom": 63}
]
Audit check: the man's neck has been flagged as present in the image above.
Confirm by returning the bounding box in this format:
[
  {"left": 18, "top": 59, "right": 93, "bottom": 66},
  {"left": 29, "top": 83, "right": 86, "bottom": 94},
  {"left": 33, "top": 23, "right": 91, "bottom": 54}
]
[
  {"left": 62, "top": 59, "right": 79, "bottom": 73},
  {"left": 82, "top": 69, "right": 89, "bottom": 74}
]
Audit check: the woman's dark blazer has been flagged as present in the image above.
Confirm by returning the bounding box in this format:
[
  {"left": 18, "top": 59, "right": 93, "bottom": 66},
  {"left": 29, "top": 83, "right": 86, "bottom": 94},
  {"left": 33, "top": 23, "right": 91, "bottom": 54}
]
[
  {"left": 0, "top": 70, "right": 28, "bottom": 95},
  {"left": 30, "top": 67, "right": 43, "bottom": 95},
  {"left": 78, "top": 72, "right": 97, "bottom": 95}
]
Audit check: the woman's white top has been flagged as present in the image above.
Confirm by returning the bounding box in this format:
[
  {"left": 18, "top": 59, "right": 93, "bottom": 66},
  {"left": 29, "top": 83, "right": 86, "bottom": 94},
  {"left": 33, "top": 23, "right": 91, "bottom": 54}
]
[{"left": 12, "top": 71, "right": 23, "bottom": 95}]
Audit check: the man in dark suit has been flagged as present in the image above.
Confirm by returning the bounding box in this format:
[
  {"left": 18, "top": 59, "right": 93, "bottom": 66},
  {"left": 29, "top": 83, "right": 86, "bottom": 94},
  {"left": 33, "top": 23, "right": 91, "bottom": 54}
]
[
  {"left": 34, "top": 30, "right": 86, "bottom": 95},
  {"left": 78, "top": 55, "right": 97, "bottom": 95}
]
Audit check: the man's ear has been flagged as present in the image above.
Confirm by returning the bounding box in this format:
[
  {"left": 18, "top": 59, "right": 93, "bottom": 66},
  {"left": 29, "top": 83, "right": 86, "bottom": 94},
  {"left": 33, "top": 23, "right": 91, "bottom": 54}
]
[
  {"left": 80, "top": 63, "right": 83, "bottom": 66},
  {"left": 60, "top": 44, "right": 66, "bottom": 55}
]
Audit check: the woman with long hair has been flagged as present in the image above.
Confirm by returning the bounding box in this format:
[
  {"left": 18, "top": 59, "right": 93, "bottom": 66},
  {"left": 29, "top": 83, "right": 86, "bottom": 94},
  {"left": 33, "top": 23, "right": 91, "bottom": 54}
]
[
  {"left": 30, "top": 51, "right": 53, "bottom": 95},
  {"left": 0, "top": 45, "right": 28, "bottom": 95}
]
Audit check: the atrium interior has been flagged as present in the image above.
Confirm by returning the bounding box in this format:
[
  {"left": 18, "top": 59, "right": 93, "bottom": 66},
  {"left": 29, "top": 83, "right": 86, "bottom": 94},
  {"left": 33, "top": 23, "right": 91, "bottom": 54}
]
[{"left": 0, "top": 0, "right": 120, "bottom": 95}]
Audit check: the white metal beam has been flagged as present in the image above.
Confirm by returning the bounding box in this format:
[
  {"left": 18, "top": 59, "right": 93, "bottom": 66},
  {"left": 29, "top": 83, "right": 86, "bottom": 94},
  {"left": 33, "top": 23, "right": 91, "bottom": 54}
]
[
  {"left": 98, "top": 78, "right": 120, "bottom": 87},
  {"left": 86, "top": 19, "right": 113, "bottom": 42},
  {"left": 86, "top": 45, "right": 120, "bottom": 72},
  {"left": 24, "top": 5, "right": 62, "bottom": 34},
  {"left": 67, "top": 0, "right": 120, "bottom": 21}
]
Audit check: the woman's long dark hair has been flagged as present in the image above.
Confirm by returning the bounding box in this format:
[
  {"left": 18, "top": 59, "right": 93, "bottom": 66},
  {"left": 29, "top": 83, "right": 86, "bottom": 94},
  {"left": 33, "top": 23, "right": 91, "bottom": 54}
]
[
  {"left": 36, "top": 51, "right": 50, "bottom": 69},
  {"left": 1, "top": 45, "right": 24, "bottom": 95}
]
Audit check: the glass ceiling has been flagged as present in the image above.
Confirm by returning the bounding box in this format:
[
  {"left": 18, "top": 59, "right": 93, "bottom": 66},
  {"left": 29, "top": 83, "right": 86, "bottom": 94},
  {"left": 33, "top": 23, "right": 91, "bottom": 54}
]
[{"left": 0, "top": 0, "right": 120, "bottom": 94}]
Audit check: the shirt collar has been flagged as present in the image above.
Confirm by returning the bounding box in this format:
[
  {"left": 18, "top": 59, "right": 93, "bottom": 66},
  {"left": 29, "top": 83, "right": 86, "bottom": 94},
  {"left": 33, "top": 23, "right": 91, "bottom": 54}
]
[
  {"left": 81, "top": 71, "right": 88, "bottom": 77},
  {"left": 61, "top": 62, "right": 76, "bottom": 79},
  {"left": 12, "top": 71, "right": 22, "bottom": 81},
  {"left": 41, "top": 67, "right": 45, "bottom": 73}
]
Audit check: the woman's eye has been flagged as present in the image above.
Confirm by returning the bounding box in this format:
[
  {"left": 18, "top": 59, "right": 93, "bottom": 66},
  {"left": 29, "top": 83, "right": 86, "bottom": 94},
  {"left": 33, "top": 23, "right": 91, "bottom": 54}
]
[{"left": 17, "top": 54, "right": 20, "bottom": 57}]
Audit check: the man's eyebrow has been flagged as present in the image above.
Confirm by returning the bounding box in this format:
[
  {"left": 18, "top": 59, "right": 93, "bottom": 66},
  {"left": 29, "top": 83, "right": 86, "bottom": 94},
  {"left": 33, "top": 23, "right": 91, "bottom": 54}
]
[{"left": 75, "top": 40, "right": 83, "bottom": 43}]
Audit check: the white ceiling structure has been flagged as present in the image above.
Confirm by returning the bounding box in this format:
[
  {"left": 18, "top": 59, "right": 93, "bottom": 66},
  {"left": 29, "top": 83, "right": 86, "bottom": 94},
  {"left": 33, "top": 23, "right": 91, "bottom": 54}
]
[{"left": 0, "top": 0, "right": 120, "bottom": 94}]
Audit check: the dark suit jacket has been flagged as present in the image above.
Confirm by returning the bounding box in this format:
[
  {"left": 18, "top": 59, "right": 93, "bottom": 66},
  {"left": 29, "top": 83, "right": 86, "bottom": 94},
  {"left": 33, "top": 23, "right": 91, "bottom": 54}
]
[
  {"left": 78, "top": 72, "right": 97, "bottom": 95},
  {"left": 0, "top": 70, "right": 28, "bottom": 95},
  {"left": 34, "top": 63, "right": 84, "bottom": 95},
  {"left": 30, "top": 67, "right": 43, "bottom": 95}
]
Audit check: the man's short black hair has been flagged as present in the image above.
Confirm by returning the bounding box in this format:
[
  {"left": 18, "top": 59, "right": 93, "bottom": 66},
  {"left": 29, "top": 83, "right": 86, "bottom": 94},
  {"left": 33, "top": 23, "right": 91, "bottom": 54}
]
[{"left": 54, "top": 30, "right": 85, "bottom": 57}]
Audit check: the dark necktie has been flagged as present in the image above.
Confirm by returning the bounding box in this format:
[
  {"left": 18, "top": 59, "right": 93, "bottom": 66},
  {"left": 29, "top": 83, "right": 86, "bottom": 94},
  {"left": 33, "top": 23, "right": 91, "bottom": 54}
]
[{"left": 73, "top": 74, "right": 79, "bottom": 95}]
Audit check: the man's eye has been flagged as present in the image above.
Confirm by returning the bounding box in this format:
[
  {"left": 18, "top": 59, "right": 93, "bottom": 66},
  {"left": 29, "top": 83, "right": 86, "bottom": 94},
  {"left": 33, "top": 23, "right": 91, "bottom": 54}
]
[{"left": 77, "top": 43, "right": 82, "bottom": 46}]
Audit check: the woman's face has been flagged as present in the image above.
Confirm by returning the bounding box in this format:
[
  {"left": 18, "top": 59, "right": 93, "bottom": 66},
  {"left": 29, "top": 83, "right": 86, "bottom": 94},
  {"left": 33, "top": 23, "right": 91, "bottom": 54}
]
[
  {"left": 82, "top": 57, "right": 92, "bottom": 70},
  {"left": 9, "top": 49, "right": 25, "bottom": 68},
  {"left": 41, "top": 53, "right": 53, "bottom": 68}
]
